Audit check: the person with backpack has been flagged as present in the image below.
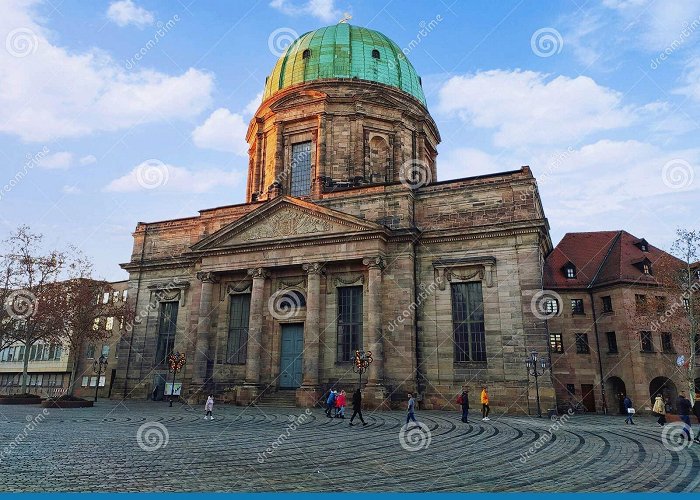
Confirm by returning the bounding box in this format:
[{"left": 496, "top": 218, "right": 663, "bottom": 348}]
[
  {"left": 349, "top": 389, "right": 367, "bottom": 426},
  {"left": 652, "top": 394, "right": 666, "bottom": 426},
  {"left": 623, "top": 395, "right": 634, "bottom": 424},
  {"left": 325, "top": 389, "right": 337, "bottom": 418},
  {"left": 457, "top": 388, "right": 469, "bottom": 423}
]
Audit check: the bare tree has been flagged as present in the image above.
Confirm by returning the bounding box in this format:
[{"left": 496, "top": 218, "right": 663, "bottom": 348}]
[{"left": 2, "top": 226, "right": 65, "bottom": 393}]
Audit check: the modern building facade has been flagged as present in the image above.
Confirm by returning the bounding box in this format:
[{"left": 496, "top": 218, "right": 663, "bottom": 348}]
[
  {"left": 113, "top": 24, "right": 555, "bottom": 411},
  {"left": 543, "top": 231, "right": 699, "bottom": 414}
]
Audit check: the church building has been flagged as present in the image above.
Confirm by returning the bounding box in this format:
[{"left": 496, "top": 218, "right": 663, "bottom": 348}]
[{"left": 113, "top": 23, "right": 555, "bottom": 412}]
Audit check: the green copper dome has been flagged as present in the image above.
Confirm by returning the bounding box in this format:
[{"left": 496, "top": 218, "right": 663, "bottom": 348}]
[{"left": 263, "top": 24, "right": 426, "bottom": 106}]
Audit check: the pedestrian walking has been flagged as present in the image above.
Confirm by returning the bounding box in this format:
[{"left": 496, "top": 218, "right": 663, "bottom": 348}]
[
  {"left": 336, "top": 390, "right": 346, "bottom": 419},
  {"left": 677, "top": 393, "right": 692, "bottom": 440},
  {"left": 457, "top": 388, "right": 469, "bottom": 423},
  {"left": 480, "top": 386, "right": 490, "bottom": 421},
  {"left": 325, "top": 389, "right": 336, "bottom": 418},
  {"left": 406, "top": 393, "right": 419, "bottom": 429},
  {"left": 204, "top": 395, "right": 214, "bottom": 420},
  {"left": 623, "top": 395, "right": 634, "bottom": 425},
  {"left": 652, "top": 394, "right": 666, "bottom": 426},
  {"left": 349, "top": 389, "right": 367, "bottom": 426},
  {"left": 693, "top": 393, "right": 700, "bottom": 443}
]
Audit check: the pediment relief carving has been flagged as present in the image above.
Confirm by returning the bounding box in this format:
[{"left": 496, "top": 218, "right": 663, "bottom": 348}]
[{"left": 236, "top": 208, "right": 333, "bottom": 242}]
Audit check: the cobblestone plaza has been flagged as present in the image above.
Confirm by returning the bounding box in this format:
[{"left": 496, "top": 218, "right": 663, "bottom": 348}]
[{"left": 1, "top": 401, "right": 699, "bottom": 492}]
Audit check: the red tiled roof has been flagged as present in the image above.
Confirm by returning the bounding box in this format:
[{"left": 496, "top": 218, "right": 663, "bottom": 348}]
[{"left": 543, "top": 230, "right": 681, "bottom": 289}]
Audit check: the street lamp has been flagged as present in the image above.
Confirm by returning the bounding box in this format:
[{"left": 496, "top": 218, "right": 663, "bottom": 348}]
[
  {"left": 352, "top": 350, "right": 373, "bottom": 389},
  {"left": 166, "top": 351, "right": 186, "bottom": 407},
  {"left": 526, "top": 351, "right": 547, "bottom": 417},
  {"left": 93, "top": 354, "right": 108, "bottom": 403}
]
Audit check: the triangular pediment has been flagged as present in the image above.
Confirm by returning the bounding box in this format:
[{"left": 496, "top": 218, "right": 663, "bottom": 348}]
[
  {"left": 191, "top": 196, "right": 386, "bottom": 251},
  {"left": 269, "top": 90, "right": 327, "bottom": 112}
]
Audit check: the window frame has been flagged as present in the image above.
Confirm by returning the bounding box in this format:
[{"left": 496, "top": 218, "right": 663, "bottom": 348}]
[
  {"left": 640, "top": 331, "right": 654, "bottom": 353},
  {"left": 155, "top": 301, "right": 179, "bottom": 365},
  {"left": 337, "top": 286, "right": 363, "bottom": 363},
  {"left": 451, "top": 282, "right": 487, "bottom": 363},
  {"left": 226, "top": 293, "right": 251, "bottom": 365},
  {"left": 575, "top": 333, "right": 590, "bottom": 354},
  {"left": 606, "top": 331, "right": 618, "bottom": 354},
  {"left": 571, "top": 299, "right": 585, "bottom": 315},
  {"left": 661, "top": 332, "right": 674, "bottom": 353},
  {"left": 601, "top": 296, "right": 613, "bottom": 313},
  {"left": 290, "top": 141, "right": 312, "bottom": 197},
  {"left": 549, "top": 333, "right": 564, "bottom": 354}
]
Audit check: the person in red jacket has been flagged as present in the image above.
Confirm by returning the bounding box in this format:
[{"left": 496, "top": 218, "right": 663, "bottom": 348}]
[{"left": 335, "top": 390, "right": 347, "bottom": 419}]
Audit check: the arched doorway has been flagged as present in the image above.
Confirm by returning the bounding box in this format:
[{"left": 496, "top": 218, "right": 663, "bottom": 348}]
[
  {"left": 649, "top": 377, "right": 678, "bottom": 413},
  {"left": 606, "top": 376, "right": 627, "bottom": 414}
]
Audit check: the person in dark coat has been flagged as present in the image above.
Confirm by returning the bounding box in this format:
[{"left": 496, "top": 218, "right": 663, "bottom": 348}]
[
  {"left": 325, "top": 389, "right": 336, "bottom": 418},
  {"left": 458, "top": 389, "right": 470, "bottom": 423},
  {"left": 693, "top": 393, "right": 700, "bottom": 443},
  {"left": 677, "top": 393, "right": 692, "bottom": 440},
  {"left": 349, "top": 389, "right": 367, "bottom": 426},
  {"left": 623, "top": 395, "right": 634, "bottom": 425}
]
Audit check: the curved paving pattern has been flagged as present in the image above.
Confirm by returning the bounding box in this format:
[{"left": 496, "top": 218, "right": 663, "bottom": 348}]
[{"left": 0, "top": 401, "right": 698, "bottom": 492}]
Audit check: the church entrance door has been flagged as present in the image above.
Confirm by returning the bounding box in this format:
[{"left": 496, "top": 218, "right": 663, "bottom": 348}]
[{"left": 279, "top": 323, "right": 304, "bottom": 388}]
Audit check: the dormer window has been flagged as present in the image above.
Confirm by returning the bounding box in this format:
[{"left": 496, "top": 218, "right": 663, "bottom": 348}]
[
  {"left": 632, "top": 257, "right": 653, "bottom": 275},
  {"left": 371, "top": 49, "right": 380, "bottom": 59},
  {"left": 302, "top": 49, "right": 311, "bottom": 59},
  {"left": 563, "top": 263, "right": 576, "bottom": 279},
  {"left": 634, "top": 238, "right": 649, "bottom": 252}
]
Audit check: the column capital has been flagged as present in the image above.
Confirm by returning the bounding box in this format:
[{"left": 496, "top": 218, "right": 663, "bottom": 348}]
[
  {"left": 247, "top": 267, "right": 269, "bottom": 279},
  {"left": 363, "top": 256, "right": 385, "bottom": 271},
  {"left": 302, "top": 262, "right": 324, "bottom": 275},
  {"left": 195, "top": 271, "right": 218, "bottom": 284}
]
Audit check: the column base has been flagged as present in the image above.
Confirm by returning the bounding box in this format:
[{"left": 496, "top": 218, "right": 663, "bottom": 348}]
[
  {"left": 363, "top": 384, "right": 390, "bottom": 410},
  {"left": 235, "top": 384, "right": 261, "bottom": 407},
  {"left": 296, "top": 385, "right": 322, "bottom": 408}
]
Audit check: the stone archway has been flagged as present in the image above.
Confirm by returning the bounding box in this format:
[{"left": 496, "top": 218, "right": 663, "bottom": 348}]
[
  {"left": 649, "top": 377, "right": 678, "bottom": 413},
  {"left": 606, "top": 376, "right": 627, "bottom": 414}
]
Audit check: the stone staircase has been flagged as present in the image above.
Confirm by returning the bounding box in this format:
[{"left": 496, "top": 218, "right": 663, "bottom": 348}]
[{"left": 254, "top": 390, "right": 298, "bottom": 408}]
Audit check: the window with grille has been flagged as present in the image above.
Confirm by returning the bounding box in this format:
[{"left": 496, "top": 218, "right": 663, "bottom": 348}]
[
  {"left": 564, "top": 265, "right": 576, "bottom": 278},
  {"left": 290, "top": 141, "right": 312, "bottom": 197},
  {"left": 606, "top": 331, "right": 618, "bottom": 353},
  {"left": 227, "top": 294, "right": 251, "bottom": 364},
  {"left": 155, "top": 301, "right": 178, "bottom": 364},
  {"left": 337, "top": 286, "right": 363, "bottom": 362},
  {"left": 640, "top": 331, "right": 654, "bottom": 352},
  {"left": 571, "top": 299, "right": 584, "bottom": 314},
  {"left": 575, "top": 333, "right": 590, "bottom": 354},
  {"left": 543, "top": 298, "right": 559, "bottom": 316},
  {"left": 549, "top": 333, "right": 564, "bottom": 353},
  {"left": 451, "top": 282, "right": 486, "bottom": 362}
]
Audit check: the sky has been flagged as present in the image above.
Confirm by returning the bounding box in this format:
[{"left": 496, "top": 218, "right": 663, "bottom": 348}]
[{"left": 0, "top": 0, "right": 698, "bottom": 281}]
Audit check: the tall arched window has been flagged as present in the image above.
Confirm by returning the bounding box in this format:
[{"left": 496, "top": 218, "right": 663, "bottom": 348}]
[{"left": 369, "top": 136, "right": 389, "bottom": 182}]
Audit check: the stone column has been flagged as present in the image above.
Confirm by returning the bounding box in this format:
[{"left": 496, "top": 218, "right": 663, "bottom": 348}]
[
  {"left": 363, "top": 256, "right": 385, "bottom": 389},
  {"left": 193, "top": 272, "right": 218, "bottom": 394},
  {"left": 301, "top": 263, "right": 322, "bottom": 385},
  {"left": 244, "top": 267, "right": 268, "bottom": 386}
]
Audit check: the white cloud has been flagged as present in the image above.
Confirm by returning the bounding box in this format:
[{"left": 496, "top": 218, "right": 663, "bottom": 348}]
[
  {"left": 107, "top": 0, "right": 154, "bottom": 28},
  {"left": 674, "top": 59, "right": 700, "bottom": 103},
  {"left": 191, "top": 108, "right": 249, "bottom": 156},
  {"left": 79, "top": 154, "right": 97, "bottom": 165},
  {"left": 0, "top": 1, "right": 213, "bottom": 142},
  {"left": 269, "top": 0, "right": 340, "bottom": 22},
  {"left": 37, "top": 151, "right": 73, "bottom": 169},
  {"left": 62, "top": 185, "right": 81, "bottom": 194},
  {"left": 244, "top": 91, "right": 263, "bottom": 116},
  {"left": 437, "top": 70, "right": 635, "bottom": 148},
  {"left": 104, "top": 160, "right": 244, "bottom": 193}
]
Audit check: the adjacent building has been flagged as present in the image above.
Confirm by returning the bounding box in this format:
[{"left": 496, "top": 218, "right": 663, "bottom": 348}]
[
  {"left": 543, "top": 230, "right": 699, "bottom": 414},
  {"left": 112, "top": 23, "right": 555, "bottom": 412}
]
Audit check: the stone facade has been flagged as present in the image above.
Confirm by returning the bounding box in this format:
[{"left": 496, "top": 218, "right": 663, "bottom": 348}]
[{"left": 112, "top": 36, "right": 555, "bottom": 413}]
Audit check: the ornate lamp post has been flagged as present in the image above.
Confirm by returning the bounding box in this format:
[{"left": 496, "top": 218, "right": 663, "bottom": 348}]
[
  {"left": 526, "top": 351, "right": 547, "bottom": 417},
  {"left": 167, "top": 351, "right": 186, "bottom": 407},
  {"left": 93, "top": 354, "right": 108, "bottom": 403},
  {"left": 353, "top": 350, "right": 373, "bottom": 388}
]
